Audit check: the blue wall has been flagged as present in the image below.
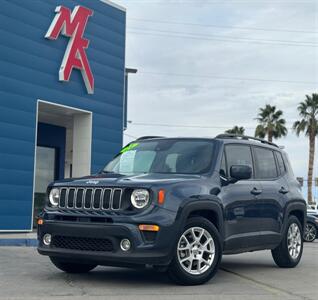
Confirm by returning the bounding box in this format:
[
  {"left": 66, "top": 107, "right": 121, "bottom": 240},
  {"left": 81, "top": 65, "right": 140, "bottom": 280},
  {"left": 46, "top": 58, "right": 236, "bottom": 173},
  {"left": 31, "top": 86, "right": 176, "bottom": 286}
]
[{"left": 0, "top": 0, "right": 126, "bottom": 230}]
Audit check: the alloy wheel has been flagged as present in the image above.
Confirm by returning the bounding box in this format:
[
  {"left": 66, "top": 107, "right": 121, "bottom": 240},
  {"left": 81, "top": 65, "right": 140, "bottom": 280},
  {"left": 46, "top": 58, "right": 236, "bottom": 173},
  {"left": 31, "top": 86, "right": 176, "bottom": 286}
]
[
  {"left": 177, "top": 226, "right": 215, "bottom": 275},
  {"left": 304, "top": 223, "right": 316, "bottom": 242},
  {"left": 287, "top": 223, "right": 302, "bottom": 259}
]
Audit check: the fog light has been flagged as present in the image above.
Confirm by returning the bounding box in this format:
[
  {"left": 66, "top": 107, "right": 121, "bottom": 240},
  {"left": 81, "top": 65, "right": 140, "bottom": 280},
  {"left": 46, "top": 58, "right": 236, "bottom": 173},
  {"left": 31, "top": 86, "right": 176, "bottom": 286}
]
[
  {"left": 120, "top": 238, "right": 131, "bottom": 251},
  {"left": 43, "top": 234, "right": 52, "bottom": 246}
]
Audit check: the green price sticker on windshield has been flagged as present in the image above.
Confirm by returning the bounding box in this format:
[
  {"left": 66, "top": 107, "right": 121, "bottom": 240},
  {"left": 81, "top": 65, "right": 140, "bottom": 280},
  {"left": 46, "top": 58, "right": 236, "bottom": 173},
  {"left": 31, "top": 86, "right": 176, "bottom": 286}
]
[{"left": 120, "top": 143, "right": 139, "bottom": 154}]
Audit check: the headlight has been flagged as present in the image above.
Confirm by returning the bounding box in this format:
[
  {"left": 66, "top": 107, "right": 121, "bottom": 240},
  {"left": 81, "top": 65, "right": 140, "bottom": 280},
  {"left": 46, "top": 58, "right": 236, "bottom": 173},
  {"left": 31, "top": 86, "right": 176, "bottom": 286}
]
[
  {"left": 49, "top": 188, "right": 60, "bottom": 207},
  {"left": 131, "top": 189, "right": 149, "bottom": 209}
]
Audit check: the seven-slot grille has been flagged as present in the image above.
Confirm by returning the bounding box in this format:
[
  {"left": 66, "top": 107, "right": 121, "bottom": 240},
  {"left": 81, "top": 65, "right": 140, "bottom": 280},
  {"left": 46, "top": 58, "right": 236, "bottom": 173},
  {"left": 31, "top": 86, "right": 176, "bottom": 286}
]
[{"left": 59, "top": 187, "right": 123, "bottom": 210}]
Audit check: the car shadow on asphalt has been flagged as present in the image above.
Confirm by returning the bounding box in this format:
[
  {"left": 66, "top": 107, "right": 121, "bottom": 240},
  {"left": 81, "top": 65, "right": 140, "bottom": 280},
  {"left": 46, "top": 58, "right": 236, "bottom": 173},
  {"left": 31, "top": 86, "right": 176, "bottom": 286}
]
[
  {"left": 46, "top": 257, "right": 277, "bottom": 287},
  {"left": 220, "top": 257, "right": 277, "bottom": 271},
  {"left": 49, "top": 266, "right": 174, "bottom": 286}
]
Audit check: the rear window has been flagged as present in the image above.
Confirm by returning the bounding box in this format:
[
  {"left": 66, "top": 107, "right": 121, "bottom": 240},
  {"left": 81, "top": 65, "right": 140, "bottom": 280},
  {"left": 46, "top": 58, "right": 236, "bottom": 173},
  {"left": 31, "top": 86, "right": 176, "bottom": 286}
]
[
  {"left": 282, "top": 152, "right": 294, "bottom": 177},
  {"left": 275, "top": 151, "right": 286, "bottom": 175},
  {"left": 253, "top": 147, "right": 278, "bottom": 179}
]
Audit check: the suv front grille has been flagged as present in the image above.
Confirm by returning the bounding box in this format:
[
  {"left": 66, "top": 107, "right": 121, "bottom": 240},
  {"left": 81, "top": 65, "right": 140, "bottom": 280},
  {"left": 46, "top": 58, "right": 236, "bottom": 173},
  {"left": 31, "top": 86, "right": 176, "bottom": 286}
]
[
  {"left": 58, "top": 187, "right": 123, "bottom": 211},
  {"left": 51, "top": 235, "right": 114, "bottom": 252}
]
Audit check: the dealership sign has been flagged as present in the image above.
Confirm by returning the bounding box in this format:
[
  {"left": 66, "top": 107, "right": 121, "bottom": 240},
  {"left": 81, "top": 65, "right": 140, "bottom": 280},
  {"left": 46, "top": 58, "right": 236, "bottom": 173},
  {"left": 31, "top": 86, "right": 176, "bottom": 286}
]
[{"left": 45, "top": 5, "right": 94, "bottom": 94}]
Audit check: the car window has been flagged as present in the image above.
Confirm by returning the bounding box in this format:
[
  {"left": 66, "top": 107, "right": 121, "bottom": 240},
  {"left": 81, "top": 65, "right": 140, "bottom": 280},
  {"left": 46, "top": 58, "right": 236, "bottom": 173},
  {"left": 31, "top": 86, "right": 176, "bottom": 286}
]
[
  {"left": 165, "top": 153, "right": 178, "bottom": 172},
  {"left": 225, "top": 145, "right": 253, "bottom": 176},
  {"left": 104, "top": 140, "right": 215, "bottom": 175},
  {"left": 275, "top": 151, "right": 286, "bottom": 175},
  {"left": 220, "top": 152, "right": 227, "bottom": 177},
  {"left": 282, "top": 152, "right": 295, "bottom": 177},
  {"left": 118, "top": 150, "right": 156, "bottom": 174},
  {"left": 253, "top": 147, "right": 278, "bottom": 179}
]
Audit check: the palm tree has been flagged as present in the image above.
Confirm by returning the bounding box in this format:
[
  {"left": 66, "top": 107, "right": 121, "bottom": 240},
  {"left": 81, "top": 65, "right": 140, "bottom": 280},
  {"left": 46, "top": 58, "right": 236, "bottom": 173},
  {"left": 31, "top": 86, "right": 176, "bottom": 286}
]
[
  {"left": 255, "top": 104, "right": 287, "bottom": 143},
  {"left": 225, "top": 126, "right": 245, "bottom": 135},
  {"left": 293, "top": 93, "right": 318, "bottom": 205}
]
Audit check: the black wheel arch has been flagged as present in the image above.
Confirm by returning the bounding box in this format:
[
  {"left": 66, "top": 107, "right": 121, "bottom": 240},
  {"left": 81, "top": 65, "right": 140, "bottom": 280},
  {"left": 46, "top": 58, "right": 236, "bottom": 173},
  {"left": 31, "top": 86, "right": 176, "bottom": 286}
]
[
  {"left": 175, "top": 197, "right": 224, "bottom": 240},
  {"left": 283, "top": 201, "right": 306, "bottom": 234}
]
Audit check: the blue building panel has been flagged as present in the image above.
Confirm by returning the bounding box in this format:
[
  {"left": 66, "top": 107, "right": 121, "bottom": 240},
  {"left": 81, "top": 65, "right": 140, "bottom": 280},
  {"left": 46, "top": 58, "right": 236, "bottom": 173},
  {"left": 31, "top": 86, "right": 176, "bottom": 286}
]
[{"left": 0, "top": 0, "right": 126, "bottom": 231}]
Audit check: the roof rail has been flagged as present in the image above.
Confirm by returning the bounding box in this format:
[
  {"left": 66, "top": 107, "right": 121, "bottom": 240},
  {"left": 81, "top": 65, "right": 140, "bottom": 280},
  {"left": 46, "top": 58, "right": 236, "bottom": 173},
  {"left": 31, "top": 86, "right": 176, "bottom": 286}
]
[
  {"left": 215, "top": 134, "right": 279, "bottom": 148},
  {"left": 135, "top": 136, "right": 165, "bottom": 141}
]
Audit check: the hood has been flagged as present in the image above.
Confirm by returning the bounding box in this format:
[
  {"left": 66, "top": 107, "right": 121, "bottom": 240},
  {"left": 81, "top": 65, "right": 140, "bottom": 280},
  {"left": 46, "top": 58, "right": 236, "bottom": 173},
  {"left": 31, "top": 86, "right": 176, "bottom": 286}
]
[{"left": 53, "top": 172, "right": 202, "bottom": 188}]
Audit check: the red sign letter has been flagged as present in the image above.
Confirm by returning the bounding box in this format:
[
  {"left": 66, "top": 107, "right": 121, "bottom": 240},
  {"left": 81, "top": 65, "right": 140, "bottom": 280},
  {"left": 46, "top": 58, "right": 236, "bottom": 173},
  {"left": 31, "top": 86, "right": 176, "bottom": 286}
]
[{"left": 45, "top": 6, "right": 94, "bottom": 94}]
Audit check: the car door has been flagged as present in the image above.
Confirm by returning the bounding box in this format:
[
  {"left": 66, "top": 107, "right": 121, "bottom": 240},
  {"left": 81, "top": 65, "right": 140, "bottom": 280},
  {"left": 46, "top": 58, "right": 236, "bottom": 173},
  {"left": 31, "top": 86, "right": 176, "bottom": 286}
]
[
  {"left": 252, "top": 147, "right": 286, "bottom": 245},
  {"left": 220, "top": 144, "right": 263, "bottom": 251}
]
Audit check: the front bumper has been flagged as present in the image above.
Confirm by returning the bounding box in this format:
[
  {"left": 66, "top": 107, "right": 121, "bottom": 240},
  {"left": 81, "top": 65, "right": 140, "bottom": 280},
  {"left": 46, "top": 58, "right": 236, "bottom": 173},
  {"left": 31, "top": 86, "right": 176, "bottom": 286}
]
[{"left": 37, "top": 207, "right": 178, "bottom": 267}]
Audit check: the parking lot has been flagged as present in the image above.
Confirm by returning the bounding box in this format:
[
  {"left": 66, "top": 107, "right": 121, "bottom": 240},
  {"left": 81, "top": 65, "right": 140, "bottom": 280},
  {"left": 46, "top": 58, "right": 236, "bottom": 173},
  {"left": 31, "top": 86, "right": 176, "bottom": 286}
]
[{"left": 0, "top": 242, "right": 317, "bottom": 300}]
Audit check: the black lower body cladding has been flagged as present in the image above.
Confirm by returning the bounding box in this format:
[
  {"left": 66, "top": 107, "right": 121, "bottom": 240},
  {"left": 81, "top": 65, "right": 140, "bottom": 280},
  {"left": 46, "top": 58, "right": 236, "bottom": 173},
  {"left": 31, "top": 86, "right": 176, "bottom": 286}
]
[{"left": 37, "top": 209, "right": 179, "bottom": 267}]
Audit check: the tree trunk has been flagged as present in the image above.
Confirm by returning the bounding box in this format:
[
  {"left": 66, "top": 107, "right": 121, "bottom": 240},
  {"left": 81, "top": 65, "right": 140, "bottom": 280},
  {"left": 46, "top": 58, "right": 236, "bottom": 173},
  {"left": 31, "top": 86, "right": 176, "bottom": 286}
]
[
  {"left": 307, "top": 133, "right": 315, "bottom": 205},
  {"left": 268, "top": 130, "right": 273, "bottom": 143}
]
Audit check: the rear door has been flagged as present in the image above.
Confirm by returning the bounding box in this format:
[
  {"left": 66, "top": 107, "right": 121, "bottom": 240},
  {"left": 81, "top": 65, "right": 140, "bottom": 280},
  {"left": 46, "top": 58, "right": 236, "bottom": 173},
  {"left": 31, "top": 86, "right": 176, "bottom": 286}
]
[
  {"left": 220, "top": 144, "right": 263, "bottom": 251},
  {"left": 252, "top": 147, "right": 287, "bottom": 244}
]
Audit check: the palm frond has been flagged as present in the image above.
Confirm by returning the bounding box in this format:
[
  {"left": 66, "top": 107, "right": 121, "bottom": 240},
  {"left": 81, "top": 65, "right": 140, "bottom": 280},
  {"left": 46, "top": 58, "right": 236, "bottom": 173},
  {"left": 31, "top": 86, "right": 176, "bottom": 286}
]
[
  {"left": 294, "top": 94, "right": 318, "bottom": 137},
  {"left": 255, "top": 124, "right": 266, "bottom": 138},
  {"left": 225, "top": 126, "right": 245, "bottom": 135},
  {"left": 255, "top": 104, "right": 287, "bottom": 140}
]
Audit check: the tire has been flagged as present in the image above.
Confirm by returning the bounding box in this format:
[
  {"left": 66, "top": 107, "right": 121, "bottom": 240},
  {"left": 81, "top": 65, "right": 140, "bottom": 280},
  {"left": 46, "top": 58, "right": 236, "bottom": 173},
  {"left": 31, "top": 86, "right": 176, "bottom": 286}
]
[
  {"left": 168, "top": 217, "right": 222, "bottom": 285},
  {"left": 304, "top": 222, "right": 317, "bottom": 242},
  {"left": 49, "top": 257, "right": 97, "bottom": 273},
  {"left": 271, "top": 215, "right": 303, "bottom": 268}
]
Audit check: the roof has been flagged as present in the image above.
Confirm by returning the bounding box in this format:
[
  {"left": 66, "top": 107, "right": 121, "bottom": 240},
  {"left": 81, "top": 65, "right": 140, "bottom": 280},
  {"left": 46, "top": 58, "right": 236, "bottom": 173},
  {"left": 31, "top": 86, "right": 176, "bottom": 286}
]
[
  {"left": 100, "top": 0, "right": 126, "bottom": 12},
  {"left": 132, "top": 135, "right": 281, "bottom": 151},
  {"left": 218, "top": 137, "right": 281, "bottom": 151},
  {"left": 215, "top": 134, "right": 279, "bottom": 148}
]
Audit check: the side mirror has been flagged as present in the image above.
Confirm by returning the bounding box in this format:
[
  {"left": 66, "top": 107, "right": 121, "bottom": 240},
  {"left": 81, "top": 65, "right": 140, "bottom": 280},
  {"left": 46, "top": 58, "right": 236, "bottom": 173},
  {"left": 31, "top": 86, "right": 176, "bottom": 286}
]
[{"left": 230, "top": 165, "right": 252, "bottom": 181}]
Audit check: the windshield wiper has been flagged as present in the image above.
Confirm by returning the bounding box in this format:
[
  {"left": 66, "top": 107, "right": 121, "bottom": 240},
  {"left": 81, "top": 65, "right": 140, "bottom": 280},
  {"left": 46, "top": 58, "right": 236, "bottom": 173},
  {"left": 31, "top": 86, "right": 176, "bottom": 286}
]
[{"left": 100, "top": 170, "right": 116, "bottom": 174}]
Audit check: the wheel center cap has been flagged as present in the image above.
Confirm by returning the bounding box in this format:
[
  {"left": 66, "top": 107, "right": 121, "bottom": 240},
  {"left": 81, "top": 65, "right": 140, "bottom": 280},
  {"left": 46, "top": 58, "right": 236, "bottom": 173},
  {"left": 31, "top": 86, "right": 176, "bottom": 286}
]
[
  {"left": 192, "top": 245, "right": 198, "bottom": 253},
  {"left": 192, "top": 245, "right": 202, "bottom": 256}
]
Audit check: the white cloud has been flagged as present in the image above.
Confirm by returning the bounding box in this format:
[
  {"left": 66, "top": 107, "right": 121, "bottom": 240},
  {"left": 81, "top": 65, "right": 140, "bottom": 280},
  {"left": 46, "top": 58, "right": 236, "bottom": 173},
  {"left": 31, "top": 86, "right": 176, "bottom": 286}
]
[{"left": 117, "top": 0, "right": 317, "bottom": 191}]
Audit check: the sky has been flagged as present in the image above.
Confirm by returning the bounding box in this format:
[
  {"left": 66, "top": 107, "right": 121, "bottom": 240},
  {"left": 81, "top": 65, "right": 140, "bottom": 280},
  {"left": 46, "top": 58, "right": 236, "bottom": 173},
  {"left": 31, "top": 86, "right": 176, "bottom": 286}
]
[{"left": 115, "top": 0, "right": 317, "bottom": 195}]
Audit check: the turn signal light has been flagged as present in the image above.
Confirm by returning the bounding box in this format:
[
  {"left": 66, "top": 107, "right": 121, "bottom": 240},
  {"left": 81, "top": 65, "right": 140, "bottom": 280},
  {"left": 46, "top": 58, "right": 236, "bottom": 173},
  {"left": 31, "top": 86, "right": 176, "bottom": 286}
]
[
  {"left": 139, "top": 224, "right": 160, "bottom": 232},
  {"left": 37, "top": 219, "right": 44, "bottom": 225},
  {"left": 158, "top": 189, "right": 165, "bottom": 205}
]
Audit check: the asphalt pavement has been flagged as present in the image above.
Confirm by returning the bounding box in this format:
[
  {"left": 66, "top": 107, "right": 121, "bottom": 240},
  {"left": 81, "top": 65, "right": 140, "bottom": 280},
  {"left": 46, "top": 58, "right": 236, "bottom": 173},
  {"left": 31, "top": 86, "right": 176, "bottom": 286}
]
[{"left": 0, "top": 242, "right": 317, "bottom": 300}]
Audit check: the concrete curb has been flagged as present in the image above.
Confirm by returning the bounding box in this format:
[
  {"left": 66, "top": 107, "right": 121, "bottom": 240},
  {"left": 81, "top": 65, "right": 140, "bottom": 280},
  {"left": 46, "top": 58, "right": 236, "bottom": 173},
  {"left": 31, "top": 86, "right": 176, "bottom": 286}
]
[{"left": 0, "top": 239, "right": 38, "bottom": 247}]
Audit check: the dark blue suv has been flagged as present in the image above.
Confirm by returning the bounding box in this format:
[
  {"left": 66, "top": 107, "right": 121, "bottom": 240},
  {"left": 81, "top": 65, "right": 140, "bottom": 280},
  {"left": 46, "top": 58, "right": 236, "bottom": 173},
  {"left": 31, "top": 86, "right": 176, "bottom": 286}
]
[{"left": 37, "top": 135, "right": 306, "bottom": 285}]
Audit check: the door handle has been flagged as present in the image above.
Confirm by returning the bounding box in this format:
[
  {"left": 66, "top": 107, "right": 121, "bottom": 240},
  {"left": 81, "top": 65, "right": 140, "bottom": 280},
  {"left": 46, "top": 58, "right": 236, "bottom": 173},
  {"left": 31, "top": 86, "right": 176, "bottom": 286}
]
[
  {"left": 251, "top": 187, "right": 262, "bottom": 195},
  {"left": 279, "top": 187, "right": 289, "bottom": 194}
]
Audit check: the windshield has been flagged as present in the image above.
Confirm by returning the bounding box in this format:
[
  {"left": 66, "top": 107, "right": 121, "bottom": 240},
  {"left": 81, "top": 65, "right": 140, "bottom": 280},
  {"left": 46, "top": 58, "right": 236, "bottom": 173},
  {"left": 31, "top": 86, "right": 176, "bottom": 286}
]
[{"left": 103, "top": 139, "right": 215, "bottom": 175}]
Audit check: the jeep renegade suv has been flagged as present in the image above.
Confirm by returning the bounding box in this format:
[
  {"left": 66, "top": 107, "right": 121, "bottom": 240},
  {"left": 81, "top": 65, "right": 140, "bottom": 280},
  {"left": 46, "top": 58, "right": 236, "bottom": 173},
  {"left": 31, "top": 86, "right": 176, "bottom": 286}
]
[{"left": 37, "top": 135, "right": 306, "bottom": 285}]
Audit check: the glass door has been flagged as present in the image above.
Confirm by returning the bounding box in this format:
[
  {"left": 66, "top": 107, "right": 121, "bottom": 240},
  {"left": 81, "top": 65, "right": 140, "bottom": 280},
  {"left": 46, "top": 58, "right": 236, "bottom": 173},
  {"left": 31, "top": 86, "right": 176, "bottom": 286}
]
[{"left": 34, "top": 146, "right": 57, "bottom": 227}]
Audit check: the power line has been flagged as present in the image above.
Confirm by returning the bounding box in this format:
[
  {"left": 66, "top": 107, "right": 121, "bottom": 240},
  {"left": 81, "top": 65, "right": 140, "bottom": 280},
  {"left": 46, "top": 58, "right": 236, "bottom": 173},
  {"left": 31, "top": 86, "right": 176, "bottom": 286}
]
[
  {"left": 136, "top": 71, "right": 317, "bottom": 85},
  {"left": 124, "top": 132, "right": 139, "bottom": 139},
  {"left": 129, "top": 122, "right": 244, "bottom": 129},
  {"left": 129, "top": 18, "right": 318, "bottom": 34},
  {"left": 127, "top": 121, "right": 299, "bottom": 130},
  {"left": 124, "top": 1, "right": 316, "bottom": 4},
  {"left": 128, "top": 30, "right": 317, "bottom": 48},
  {"left": 129, "top": 27, "right": 316, "bottom": 46}
]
